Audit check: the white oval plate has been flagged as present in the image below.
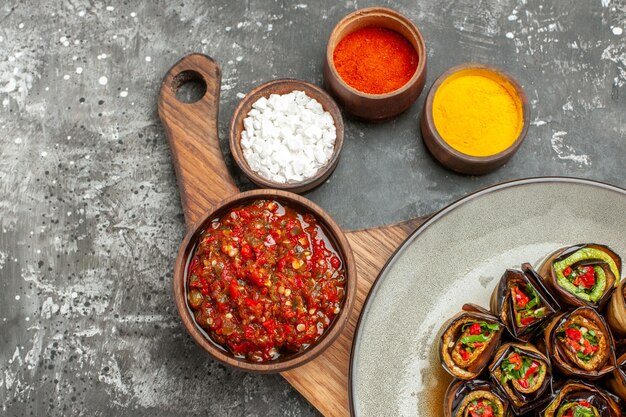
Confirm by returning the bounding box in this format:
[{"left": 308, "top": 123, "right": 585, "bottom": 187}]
[{"left": 349, "top": 178, "right": 626, "bottom": 417}]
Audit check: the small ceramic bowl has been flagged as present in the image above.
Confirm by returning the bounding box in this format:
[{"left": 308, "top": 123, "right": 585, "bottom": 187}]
[
  {"left": 323, "top": 7, "right": 427, "bottom": 121},
  {"left": 173, "top": 189, "right": 357, "bottom": 373},
  {"left": 229, "top": 79, "right": 344, "bottom": 194},
  {"left": 420, "top": 63, "right": 530, "bottom": 175}
]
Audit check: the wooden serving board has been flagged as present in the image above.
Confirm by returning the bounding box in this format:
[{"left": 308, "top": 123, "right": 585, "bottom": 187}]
[{"left": 158, "top": 54, "right": 427, "bottom": 417}]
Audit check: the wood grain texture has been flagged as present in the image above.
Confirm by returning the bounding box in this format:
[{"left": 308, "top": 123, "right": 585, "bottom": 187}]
[
  {"left": 158, "top": 53, "right": 239, "bottom": 225},
  {"left": 159, "top": 53, "right": 426, "bottom": 416}
]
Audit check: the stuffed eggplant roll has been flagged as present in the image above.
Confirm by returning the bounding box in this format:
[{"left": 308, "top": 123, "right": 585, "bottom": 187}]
[
  {"left": 538, "top": 244, "right": 621, "bottom": 309},
  {"left": 607, "top": 279, "right": 626, "bottom": 339},
  {"left": 490, "top": 264, "right": 559, "bottom": 341},
  {"left": 544, "top": 307, "right": 616, "bottom": 380},
  {"left": 539, "top": 380, "right": 621, "bottom": 417},
  {"left": 444, "top": 379, "right": 510, "bottom": 417},
  {"left": 606, "top": 353, "right": 626, "bottom": 403},
  {"left": 488, "top": 343, "right": 552, "bottom": 414},
  {"left": 440, "top": 310, "right": 504, "bottom": 380}
]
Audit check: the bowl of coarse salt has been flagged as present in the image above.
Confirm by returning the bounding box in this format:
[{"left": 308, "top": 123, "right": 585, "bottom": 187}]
[{"left": 229, "top": 79, "right": 344, "bottom": 193}]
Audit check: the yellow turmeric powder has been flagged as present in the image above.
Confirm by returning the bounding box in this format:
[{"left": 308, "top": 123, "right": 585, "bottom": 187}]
[{"left": 432, "top": 69, "right": 523, "bottom": 157}]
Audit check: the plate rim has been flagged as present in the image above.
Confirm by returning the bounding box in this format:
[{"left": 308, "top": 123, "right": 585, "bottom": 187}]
[{"left": 348, "top": 176, "right": 626, "bottom": 417}]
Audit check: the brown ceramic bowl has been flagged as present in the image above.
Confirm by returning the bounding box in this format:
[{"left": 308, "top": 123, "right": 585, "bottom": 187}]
[
  {"left": 420, "top": 63, "right": 530, "bottom": 175},
  {"left": 323, "top": 7, "right": 427, "bottom": 121},
  {"left": 229, "top": 79, "right": 344, "bottom": 194},
  {"left": 173, "top": 189, "right": 356, "bottom": 373}
]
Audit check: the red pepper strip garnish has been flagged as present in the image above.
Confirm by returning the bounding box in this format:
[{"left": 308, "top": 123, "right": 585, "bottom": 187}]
[
  {"left": 469, "top": 323, "right": 482, "bottom": 335},
  {"left": 513, "top": 286, "right": 530, "bottom": 308},
  {"left": 566, "top": 327, "right": 582, "bottom": 341},
  {"left": 579, "top": 266, "right": 596, "bottom": 289},
  {"left": 563, "top": 266, "right": 573, "bottom": 276},
  {"left": 565, "top": 401, "right": 593, "bottom": 417},
  {"left": 469, "top": 400, "right": 493, "bottom": 417},
  {"left": 583, "top": 339, "right": 599, "bottom": 355},
  {"left": 508, "top": 353, "right": 522, "bottom": 370},
  {"left": 460, "top": 348, "right": 470, "bottom": 361},
  {"left": 517, "top": 360, "right": 540, "bottom": 387},
  {"left": 525, "top": 361, "right": 540, "bottom": 378},
  {"left": 520, "top": 316, "right": 536, "bottom": 326},
  {"left": 567, "top": 338, "right": 583, "bottom": 352}
]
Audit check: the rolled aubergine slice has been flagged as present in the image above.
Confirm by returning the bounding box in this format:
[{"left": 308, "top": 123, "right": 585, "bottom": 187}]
[
  {"left": 607, "top": 279, "right": 626, "bottom": 339},
  {"left": 544, "top": 306, "right": 616, "bottom": 380},
  {"left": 538, "top": 243, "right": 621, "bottom": 309},
  {"left": 488, "top": 343, "right": 552, "bottom": 414},
  {"left": 490, "top": 264, "right": 559, "bottom": 341},
  {"left": 539, "top": 380, "right": 621, "bottom": 417},
  {"left": 606, "top": 353, "right": 626, "bottom": 402},
  {"left": 444, "top": 379, "right": 510, "bottom": 417},
  {"left": 440, "top": 309, "right": 504, "bottom": 380}
]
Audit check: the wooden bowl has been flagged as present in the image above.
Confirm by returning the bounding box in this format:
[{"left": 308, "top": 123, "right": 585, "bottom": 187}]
[
  {"left": 323, "top": 7, "right": 427, "bottom": 121},
  {"left": 229, "top": 79, "right": 344, "bottom": 194},
  {"left": 420, "top": 63, "right": 530, "bottom": 175},
  {"left": 173, "top": 189, "right": 356, "bottom": 373}
]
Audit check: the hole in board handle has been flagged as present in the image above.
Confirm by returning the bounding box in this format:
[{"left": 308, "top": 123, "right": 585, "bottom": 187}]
[{"left": 172, "top": 70, "right": 207, "bottom": 104}]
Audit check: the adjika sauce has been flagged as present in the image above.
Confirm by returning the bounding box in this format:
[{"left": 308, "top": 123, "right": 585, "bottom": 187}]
[{"left": 186, "top": 199, "right": 345, "bottom": 362}]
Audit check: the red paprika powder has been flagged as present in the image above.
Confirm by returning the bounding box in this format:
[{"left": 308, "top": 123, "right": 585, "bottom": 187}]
[{"left": 333, "top": 26, "right": 418, "bottom": 94}]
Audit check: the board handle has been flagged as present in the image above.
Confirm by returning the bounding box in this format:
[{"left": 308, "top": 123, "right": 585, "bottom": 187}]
[{"left": 158, "top": 53, "right": 239, "bottom": 227}]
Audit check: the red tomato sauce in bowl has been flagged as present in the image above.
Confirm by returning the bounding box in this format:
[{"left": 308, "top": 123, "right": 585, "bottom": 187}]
[{"left": 186, "top": 199, "right": 346, "bottom": 362}]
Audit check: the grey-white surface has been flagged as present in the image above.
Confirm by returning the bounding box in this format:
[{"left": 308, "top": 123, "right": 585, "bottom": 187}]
[
  {"left": 0, "top": 0, "right": 624, "bottom": 416},
  {"left": 351, "top": 179, "right": 626, "bottom": 416}
]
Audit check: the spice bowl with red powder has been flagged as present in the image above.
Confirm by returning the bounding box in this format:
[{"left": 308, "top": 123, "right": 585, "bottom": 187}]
[
  {"left": 323, "top": 7, "right": 427, "bottom": 121},
  {"left": 173, "top": 189, "right": 356, "bottom": 372}
]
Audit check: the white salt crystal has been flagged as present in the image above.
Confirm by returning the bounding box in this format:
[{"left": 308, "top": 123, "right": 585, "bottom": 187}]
[
  {"left": 305, "top": 125, "right": 322, "bottom": 140},
  {"left": 267, "top": 94, "right": 280, "bottom": 107},
  {"left": 288, "top": 136, "right": 303, "bottom": 151},
  {"left": 252, "top": 96, "right": 268, "bottom": 110},
  {"left": 292, "top": 158, "right": 305, "bottom": 174},
  {"left": 294, "top": 91, "right": 310, "bottom": 106},
  {"left": 322, "top": 130, "right": 336, "bottom": 143},
  {"left": 305, "top": 99, "right": 324, "bottom": 114},
  {"left": 314, "top": 146, "right": 326, "bottom": 163},
  {"left": 241, "top": 138, "right": 252, "bottom": 149},
  {"left": 251, "top": 141, "right": 264, "bottom": 155},
  {"left": 321, "top": 113, "right": 334, "bottom": 127},
  {"left": 243, "top": 118, "right": 254, "bottom": 132}
]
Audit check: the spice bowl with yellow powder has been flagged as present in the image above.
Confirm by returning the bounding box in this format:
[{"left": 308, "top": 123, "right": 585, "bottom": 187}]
[{"left": 420, "top": 63, "right": 529, "bottom": 175}]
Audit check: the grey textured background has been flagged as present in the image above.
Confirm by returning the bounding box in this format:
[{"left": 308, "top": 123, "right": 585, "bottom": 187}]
[{"left": 0, "top": 0, "right": 624, "bottom": 416}]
